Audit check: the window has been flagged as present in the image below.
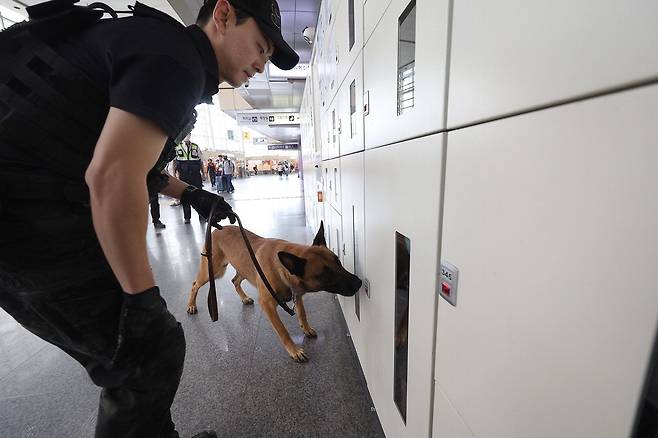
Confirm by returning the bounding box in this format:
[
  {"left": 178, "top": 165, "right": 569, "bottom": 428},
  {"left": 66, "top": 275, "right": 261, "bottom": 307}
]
[
  {"left": 633, "top": 333, "right": 658, "bottom": 437},
  {"left": 350, "top": 80, "right": 357, "bottom": 139},
  {"left": 394, "top": 232, "right": 411, "bottom": 423},
  {"left": 397, "top": 1, "right": 416, "bottom": 116},
  {"left": 331, "top": 109, "right": 336, "bottom": 144},
  {"left": 348, "top": 0, "right": 355, "bottom": 51},
  {"left": 227, "top": 130, "right": 234, "bottom": 140},
  {"left": 353, "top": 206, "right": 360, "bottom": 320}
]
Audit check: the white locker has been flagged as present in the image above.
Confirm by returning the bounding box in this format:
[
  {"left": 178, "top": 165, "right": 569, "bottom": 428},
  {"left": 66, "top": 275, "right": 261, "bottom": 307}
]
[
  {"left": 322, "top": 157, "right": 342, "bottom": 213},
  {"left": 436, "top": 85, "right": 658, "bottom": 438},
  {"left": 338, "top": 51, "right": 365, "bottom": 156},
  {"left": 448, "top": 0, "right": 658, "bottom": 128},
  {"left": 364, "top": 133, "right": 444, "bottom": 438},
  {"left": 363, "top": 0, "right": 450, "bottom": 149},
  {"left": 334, "top": 0, "right": 364, "bottom": 92},
  {"left": 364, "top": 0, "right": 392, "bottom": 44},
  {"left": 322, "top": 99, "right": 340, "bottom": 160},
  {"left": 322, "top": 18, "right": 339, "bottom": 107},
  {"left": 325, "top": 204, "right": 342, "bottom": 260},
  {"left": 432, "top": 381, "right": 472, "bottom": 438},
  {"left": 338, "top": 152, "right": 366, "bottom": 361}
]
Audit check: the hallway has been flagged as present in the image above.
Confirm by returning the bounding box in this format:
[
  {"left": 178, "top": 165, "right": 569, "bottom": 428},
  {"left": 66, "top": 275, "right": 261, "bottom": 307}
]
[{"left": 0, "top": 174, "right": 384, "bottom": 438}]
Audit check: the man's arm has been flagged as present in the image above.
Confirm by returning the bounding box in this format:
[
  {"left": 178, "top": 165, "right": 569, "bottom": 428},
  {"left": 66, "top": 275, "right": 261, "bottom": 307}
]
[
  {"left": 159, "top": 171, "right": 190, "bottom": 199},
  {"left": 85, "top": 107, "right": 168, "bottom": 294}
]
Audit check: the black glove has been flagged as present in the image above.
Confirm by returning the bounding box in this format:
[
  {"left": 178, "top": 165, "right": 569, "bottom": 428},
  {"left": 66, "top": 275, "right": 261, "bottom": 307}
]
[
  {"left": 111, "top": 286, "right": 179, "bottom": 370},
  {"left": 180, "top": 185, "right": 236, "bottom": 227}
]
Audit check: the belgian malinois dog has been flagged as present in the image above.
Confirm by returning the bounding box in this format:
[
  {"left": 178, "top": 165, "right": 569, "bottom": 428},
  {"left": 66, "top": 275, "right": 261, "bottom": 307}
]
[{"left": 187, "top": 221, "right": 362, "bottom": 362}]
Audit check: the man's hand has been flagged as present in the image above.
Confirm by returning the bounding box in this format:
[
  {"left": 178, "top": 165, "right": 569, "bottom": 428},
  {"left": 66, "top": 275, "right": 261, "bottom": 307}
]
[
  {"left": 112, "top": 286, "right": 179, "bottom": 369},
  {"left": 180, "top": 186, "right": 236, "bottom": 227}
]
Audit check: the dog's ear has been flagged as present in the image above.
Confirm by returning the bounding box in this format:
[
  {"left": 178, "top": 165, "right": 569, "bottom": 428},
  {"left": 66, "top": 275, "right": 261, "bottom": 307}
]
[
  {"left": 278, "top": 251, "right": 307, "bottom": 277},
  {"left": 312, "top": 221, "right": 326, "bottom": 246}
]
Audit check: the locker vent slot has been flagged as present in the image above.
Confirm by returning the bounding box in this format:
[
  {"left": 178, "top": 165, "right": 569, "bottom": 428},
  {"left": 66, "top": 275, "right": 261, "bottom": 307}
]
[
  {"left": 350, "top": 80, "right": 357, "bottom": 138},
  {"left": 394, "top": 231, "right": 411, "bottom": 423},
  {"left": 348, "top": 0, "right": 355, "bottom": 51},
  {"left": 397, "top": 0, "right": 416, "bottom": 116}
]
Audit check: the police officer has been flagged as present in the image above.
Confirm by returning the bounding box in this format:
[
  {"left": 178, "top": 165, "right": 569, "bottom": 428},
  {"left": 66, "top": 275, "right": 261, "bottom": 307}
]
[
  {"left": 175, "top": 137, "right": 204, "bottom": 223},
  {"left": 0, "top": 0, "right": 298, "bottom": 437}
]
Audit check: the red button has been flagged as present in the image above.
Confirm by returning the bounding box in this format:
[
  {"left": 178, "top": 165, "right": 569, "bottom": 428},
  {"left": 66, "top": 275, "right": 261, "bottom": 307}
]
[{"left": 441, "top": 282, "right": 451, "bottom": 296}]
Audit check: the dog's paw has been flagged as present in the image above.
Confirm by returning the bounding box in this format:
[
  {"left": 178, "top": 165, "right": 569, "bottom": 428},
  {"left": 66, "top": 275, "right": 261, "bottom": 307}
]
[
  {"left": 303, "top": 326, "right": 317, "bottom": 338},
  {"left": 242, "top": 297, "right": 254, "bottom": 305},
  {"left": 287, "top": 345, "right": 309, "bottom": 363},
  {"left": 187, "top": 305, "right": 198, "bottom": 315}
]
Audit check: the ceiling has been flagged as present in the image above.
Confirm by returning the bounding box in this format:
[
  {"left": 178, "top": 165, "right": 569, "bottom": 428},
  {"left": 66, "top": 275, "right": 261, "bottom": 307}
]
[{"left": 0, "top": 0, "right": 319, "bottom": 143}]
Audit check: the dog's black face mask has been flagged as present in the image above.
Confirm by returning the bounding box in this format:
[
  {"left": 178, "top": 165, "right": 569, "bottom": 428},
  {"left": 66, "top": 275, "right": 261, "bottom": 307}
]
[{"left": 277, "top": 221, "right": 362, "bottom": 296}]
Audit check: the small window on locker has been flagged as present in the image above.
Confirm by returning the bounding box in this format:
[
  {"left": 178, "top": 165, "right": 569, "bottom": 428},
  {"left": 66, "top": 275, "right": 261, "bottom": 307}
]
[
  {"left": 394, "top": 231, "right": 410, "bottom": 423},
  {"left": 349, "top": 80, "right": 357, "bottom": 139},
  {"left": 397, "top": 0, "right": 416, "bottom": 116},
  {"left": 353, "top": 206, "right": 360, "bottom": 321},
  {"left": 633, "top": 331, "right": 658, "bottom": 438},
  {"left": 348, "top": 0, "right": 355, "bottom": 51},
  {"left": 334, "top": 168, "right": 338, "bottom": 202},
  {"left": 332, "top": 109, "right": 337, "bottom": 144}
]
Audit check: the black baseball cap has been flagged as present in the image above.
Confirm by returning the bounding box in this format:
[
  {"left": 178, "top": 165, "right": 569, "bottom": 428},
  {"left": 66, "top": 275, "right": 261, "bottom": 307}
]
[{"left": 230, "top": 0, "right": 299, "bottom": 70}]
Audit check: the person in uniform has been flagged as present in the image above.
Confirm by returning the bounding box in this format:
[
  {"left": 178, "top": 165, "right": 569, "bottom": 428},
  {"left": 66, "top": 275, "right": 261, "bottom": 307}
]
[
  {"left": 175, "top": 137, "right": 204, "bottom": 223},
  {"left": 0, "top": 0, "right": 298, "bottom": 437}
]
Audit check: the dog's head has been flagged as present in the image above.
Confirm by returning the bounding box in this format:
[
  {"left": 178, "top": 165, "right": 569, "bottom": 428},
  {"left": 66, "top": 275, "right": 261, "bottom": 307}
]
[{"left": 277, "top": 221, "right": 362, "bottom": 296}]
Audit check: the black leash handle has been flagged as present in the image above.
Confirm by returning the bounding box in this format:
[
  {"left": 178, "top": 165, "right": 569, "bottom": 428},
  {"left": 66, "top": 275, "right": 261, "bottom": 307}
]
[
  {"left": 203, "top": 201, "right": 219, "bottom": 321},
  {"left": 202, "top": 201, "right": 295, "bottom": 322}
]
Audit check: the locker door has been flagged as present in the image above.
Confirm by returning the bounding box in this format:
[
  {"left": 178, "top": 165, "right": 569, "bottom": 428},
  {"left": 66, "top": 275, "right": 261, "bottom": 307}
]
[
  {"left": 339, "top": 152, "right": 366, "bottom": 359},
  {"left": 436, "top": 85, "right": 658, "bottom": 438},
  {"left": 331, "top": 159, "right": 341, "bottom": 213},
  {"left": 448, "top": 0, "right": 658, "bottom": 128},
  {"left": 364, "top": 0, "right": 392, "bottom": 43},
  {"left": 338, "top": 51, "right": 365, "bottom": 155},
  {"left": 323, "top": 157, "right": 341, "bottom": 213},
  {"left": 326, "top": 20, "right": 339, "bottom": 106},
  {"left": 325, "top": 204, "right": 342, "bottom": 261},
  {"left": 364, "top": 133, "right": 444, "bottom": 438},
  {"left": 335, "top": 0, "right": 364, "bottom": 91},
  {"left": 363, "top": 0, "right": 450, "bottom": 149},
  {"left": 328, "top": 99, "right": 340, "bottom": 159}
]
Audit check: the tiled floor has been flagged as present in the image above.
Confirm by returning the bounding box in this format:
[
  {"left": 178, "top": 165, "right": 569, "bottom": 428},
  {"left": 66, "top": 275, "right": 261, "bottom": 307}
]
[{"left": 0, "top": 173, "right": 384, "bottom": 438}]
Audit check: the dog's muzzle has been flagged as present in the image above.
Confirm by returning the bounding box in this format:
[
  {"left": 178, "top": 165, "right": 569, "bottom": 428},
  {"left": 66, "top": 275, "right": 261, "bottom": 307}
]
[{"left": 337, "top": 276, "right": 362, "bottom": 297}]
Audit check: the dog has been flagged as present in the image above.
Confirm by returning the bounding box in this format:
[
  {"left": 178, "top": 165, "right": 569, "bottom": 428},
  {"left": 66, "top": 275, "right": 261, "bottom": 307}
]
[{"left": 187, "top": 221, "right": 362, "bottom": 362}]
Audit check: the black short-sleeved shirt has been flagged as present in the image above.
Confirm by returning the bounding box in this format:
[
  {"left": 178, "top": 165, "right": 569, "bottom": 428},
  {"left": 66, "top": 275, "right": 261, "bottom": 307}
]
[{"left": 53, "top": 6, "right": 219, "bottom": 138}]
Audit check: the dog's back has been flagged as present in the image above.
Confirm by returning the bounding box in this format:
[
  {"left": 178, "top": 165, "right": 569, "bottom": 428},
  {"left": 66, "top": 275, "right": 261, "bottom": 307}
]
[{"left": 210, "top": 226, "right": 290, "bottom": 286}]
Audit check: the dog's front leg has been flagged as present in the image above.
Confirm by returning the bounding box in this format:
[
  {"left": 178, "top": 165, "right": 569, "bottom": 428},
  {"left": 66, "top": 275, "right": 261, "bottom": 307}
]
[
  {"left": 295, "top": 296, "right": 317, "bottom": 338},
  {"left": 260, "top": 291, "right": 309, "bottom": 362}
]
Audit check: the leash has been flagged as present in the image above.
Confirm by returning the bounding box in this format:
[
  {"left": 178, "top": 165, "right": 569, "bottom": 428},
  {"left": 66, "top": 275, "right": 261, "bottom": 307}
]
[{"left": 201, "top": 200, "right": 295, "bottom": 322}]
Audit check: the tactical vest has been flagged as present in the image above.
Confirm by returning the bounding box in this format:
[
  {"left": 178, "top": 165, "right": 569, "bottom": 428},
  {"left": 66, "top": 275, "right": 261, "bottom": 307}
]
[
  {"left": 175, "top": 141, "right": 201, "bottom": 161},
  {"left": 0, "top": 0, "right": 197, "bottom": 203}
]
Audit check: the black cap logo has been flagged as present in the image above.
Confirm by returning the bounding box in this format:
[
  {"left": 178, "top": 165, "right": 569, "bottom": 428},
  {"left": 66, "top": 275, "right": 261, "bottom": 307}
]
[{"left": 271, "top": 1, "right": 281, "bottom": 29}]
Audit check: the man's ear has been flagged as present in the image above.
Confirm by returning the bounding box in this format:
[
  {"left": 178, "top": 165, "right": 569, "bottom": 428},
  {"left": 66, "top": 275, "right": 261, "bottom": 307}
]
[
  {"left": 277, "top": 252, "right": 307, "bottom": 277},
  {"left": 213, "top": 0, "right": 231, "bottom": 34},
  {"left": 312, "top": 221, "right": 326, "bottom": 246}
]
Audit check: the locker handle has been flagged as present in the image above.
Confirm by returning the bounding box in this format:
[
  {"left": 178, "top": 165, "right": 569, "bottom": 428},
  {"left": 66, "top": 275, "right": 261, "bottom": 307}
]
[{"left": 364, "top": 90, "right": 370, "bottom": 116}]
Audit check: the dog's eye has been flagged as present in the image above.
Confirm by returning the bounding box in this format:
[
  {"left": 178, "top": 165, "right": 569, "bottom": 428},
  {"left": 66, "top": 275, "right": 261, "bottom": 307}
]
[{"left": 316, "top": 267, "right": 333, "bottom": 282}]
